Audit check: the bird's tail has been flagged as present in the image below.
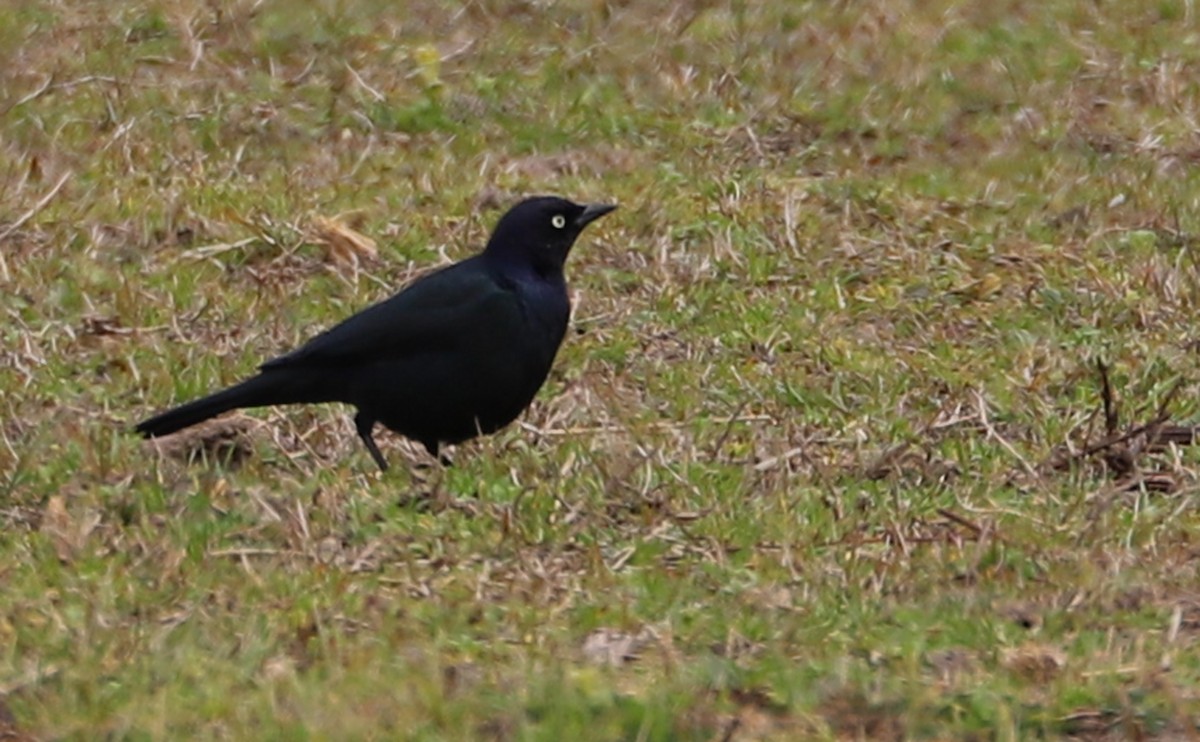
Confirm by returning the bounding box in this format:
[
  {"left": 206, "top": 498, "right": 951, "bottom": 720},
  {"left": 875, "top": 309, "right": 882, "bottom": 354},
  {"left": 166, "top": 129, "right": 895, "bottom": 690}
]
[{"left": 135, "top": 372, "right": 315, "bottom": 438}]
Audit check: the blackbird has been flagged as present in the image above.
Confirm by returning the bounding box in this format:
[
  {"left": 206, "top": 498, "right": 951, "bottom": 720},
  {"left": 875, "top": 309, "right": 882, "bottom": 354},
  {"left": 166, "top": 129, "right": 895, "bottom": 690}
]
[{"left": 136, "top": 196, "right": 616, "bottom": 470}]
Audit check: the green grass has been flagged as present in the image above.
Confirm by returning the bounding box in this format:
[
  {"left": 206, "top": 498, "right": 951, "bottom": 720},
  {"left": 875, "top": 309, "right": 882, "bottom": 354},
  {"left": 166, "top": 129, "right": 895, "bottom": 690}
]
[{"left": 4, "top": 0, "right": 1200, "bottom": 739}]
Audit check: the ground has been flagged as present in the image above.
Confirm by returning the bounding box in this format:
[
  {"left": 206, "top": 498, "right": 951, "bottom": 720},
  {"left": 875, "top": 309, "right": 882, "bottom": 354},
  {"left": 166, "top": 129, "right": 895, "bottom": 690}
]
[{"left": 3, "top": 1, "right": 1200, "bottom": 739}]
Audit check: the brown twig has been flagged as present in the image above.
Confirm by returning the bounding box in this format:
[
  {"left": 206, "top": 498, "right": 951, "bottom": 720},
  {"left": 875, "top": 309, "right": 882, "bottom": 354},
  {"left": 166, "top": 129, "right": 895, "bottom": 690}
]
[
  {"left": 937, "top": 508, "right": 983, "bottom": 536},
  {"left": 1079, "top": 378, "right": 1183, "bottom": 458},
  {"left": 1097, "top": 359, "right": 1119, "bottom": 436}
]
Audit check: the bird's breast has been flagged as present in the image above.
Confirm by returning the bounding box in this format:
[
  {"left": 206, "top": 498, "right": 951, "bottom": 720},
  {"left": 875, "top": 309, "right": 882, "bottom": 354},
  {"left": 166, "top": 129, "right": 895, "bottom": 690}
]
[{"left": 514, "top": 280, "right": 570, "bottom": 343}]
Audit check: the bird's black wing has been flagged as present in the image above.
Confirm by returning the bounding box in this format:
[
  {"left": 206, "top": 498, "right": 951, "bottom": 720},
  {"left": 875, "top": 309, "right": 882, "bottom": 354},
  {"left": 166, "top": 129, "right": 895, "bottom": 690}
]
[{"left": 261, "top": 258, "right": 519, "bottom": 370}]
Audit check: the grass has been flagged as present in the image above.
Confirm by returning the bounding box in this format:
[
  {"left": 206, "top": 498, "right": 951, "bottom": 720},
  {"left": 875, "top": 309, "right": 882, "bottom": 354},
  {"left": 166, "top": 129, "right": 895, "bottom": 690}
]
[{"left": 4, "top": 0, "right": 1200, "bottom": 738}]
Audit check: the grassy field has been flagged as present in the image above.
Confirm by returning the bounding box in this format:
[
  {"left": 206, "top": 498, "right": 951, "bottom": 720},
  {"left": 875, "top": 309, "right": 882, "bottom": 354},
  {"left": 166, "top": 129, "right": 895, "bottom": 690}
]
[{"left": 4, "top": 0, "right": 1200, "bottom": 738}]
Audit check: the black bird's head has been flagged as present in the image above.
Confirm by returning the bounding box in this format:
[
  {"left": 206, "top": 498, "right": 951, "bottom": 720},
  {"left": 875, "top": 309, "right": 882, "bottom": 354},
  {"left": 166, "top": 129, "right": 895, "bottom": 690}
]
[{"left": 484, "top": 196, "right": 617, "bottom": 277}]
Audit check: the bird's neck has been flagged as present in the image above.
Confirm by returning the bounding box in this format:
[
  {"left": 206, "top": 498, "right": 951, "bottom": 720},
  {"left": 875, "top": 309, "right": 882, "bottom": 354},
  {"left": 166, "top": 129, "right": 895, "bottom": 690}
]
[{"left": 484, "top": 251, "right": 566, "bottom": 286}]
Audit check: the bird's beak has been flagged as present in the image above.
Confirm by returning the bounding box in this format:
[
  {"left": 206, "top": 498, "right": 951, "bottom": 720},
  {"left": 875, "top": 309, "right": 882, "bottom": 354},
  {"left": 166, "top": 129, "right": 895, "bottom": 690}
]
[{"left": 575, "top": 203, "right": 618, "bottom": 228}]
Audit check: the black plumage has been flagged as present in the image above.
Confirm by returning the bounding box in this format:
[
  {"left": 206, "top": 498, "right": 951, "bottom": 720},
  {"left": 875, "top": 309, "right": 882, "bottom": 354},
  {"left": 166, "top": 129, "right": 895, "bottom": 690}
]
[{"left": 135, "top": 196, "right": 616, "bottom": 470}]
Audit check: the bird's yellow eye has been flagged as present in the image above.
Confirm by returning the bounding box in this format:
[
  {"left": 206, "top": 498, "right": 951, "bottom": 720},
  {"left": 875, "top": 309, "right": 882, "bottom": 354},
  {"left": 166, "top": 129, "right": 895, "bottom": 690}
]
[{"left": 551, "top": 215, "right": 566, "bottom": 229}]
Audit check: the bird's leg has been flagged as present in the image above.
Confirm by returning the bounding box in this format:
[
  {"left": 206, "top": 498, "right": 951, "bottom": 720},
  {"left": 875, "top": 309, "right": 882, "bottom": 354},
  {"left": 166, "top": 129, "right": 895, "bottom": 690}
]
[
  {"left": 422, "top": 440, "right": 453, "bottom": 467},
  {"left": 420, "top": 439, "right": 469, "bottom": 513},
  {"left": 354, "top": 413, "right": 388, "bottom": 472}
]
